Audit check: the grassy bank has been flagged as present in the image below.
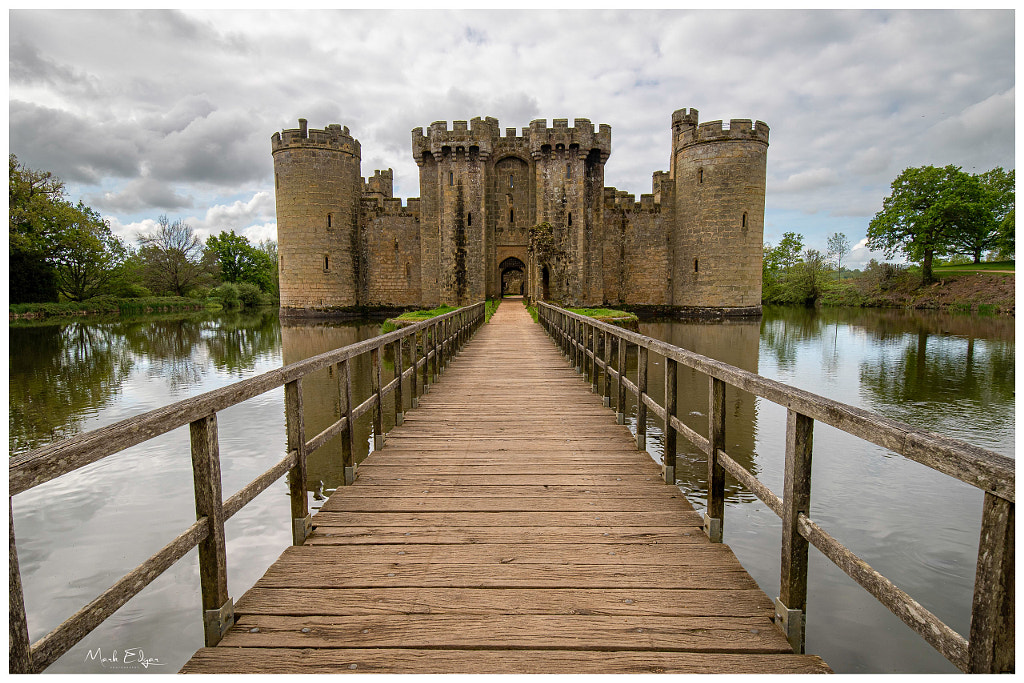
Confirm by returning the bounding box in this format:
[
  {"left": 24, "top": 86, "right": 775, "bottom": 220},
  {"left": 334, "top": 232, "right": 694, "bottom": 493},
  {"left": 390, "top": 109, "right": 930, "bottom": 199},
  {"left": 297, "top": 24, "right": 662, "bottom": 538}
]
[
  {"left": 815, "top": 267, "right": 1014, "bottom": 315},
  {"left": 10, "top": 296, "right": 207, "bottom": 321},
  {"left": 381, "top": 299, "right": 501, "bottom": 333},
  {"left": 566, "top": 307, "right": 639, "bottom": 327}
]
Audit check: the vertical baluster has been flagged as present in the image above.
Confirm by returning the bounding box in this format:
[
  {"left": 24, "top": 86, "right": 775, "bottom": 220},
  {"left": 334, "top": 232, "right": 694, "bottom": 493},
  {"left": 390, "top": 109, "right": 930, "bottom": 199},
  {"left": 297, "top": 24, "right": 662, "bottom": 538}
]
[
  {"left": 9, "top": 498, "right": 33, "bottom": 673},
  {"left": 190, "top": 413, "right": 234, "bottom": 646},
  {"left": 590, "top": 326, "right": 599, "bottom": 394},
  {"left": 636, "top": 345, "right": 648, "bottom": 451},
  {"left": 285, "top": 379, "right": 310, "bottom": 543},
  {"left": 777, "top": 409, "right": 813, "bottom": 654},
  {"left": 968, "top": 492, "right": 1015, "bottom": 672},
  {"left": 422, "top": 325, "right": 431, "bottom": 393},
  {"left": 372, "top": 346, "right": 384, "bottom": 450},
  {"left": 432, "top": 322, "right": 439, "bottom": 382},
  {"left": 602, "top": 330, "right": 612, "bottom": 408},
  {"left": 616, "top": 339, "right": 627, "bottom": 425},
  {"left": 394, "top": 338, "right": 405, "bottom": 426},
  {"left": 663, "top": 358, "right": 677, "bottom": 484},
  {"left": 340, "top": 358, "right": 356, "bottom": 484},
  {"left": 706, "top": 377, "right": 726, "bottom": 542}
]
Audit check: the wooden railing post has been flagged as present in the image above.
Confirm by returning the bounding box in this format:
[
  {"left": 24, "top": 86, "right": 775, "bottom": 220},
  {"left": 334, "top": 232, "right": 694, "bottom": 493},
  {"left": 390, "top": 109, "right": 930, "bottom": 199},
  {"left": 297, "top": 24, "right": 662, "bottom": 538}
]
[
  {"left": 616, "top": 339, "right": 627, "bottom": 425},
  {"left": 968, "top": 492, "right": 1015, "bottom": 672},
  {"left": 663, "top": 358, "right": 677, "bottom": 484},
  {"left": 602, "top": 330, "right": 612, "bottom": 408},
  {"left": 590, "top": 326, "right": 599, "bottom": 394},
  {"left": 285, "top": 379, "right": 310, "bottom": 544},
  {"left": 371, "top": 347, "right": 384, "bottom": 450},
  {"left": 705, "top": 377, "right": 726, "bottom": 543},
  {"left": 339, "top": 359, "right": 356, "bottom": 485},
  {"left": 777, "top": 409, "right": 814, "bottom": 654},
  {"left": 9, "top": 498, "right": 33, "bottom": 673},
  {"left": 394, "top": 338, "right": 405, "bottom": 426},
  {"left": 189, "top": 413, "right": 234, "bottom": 646},
  {"left": 410, "top": 332, "right": 420, "bottom": 408},
  {"left": 423, "top": 326, "right": 431, "bottom": 393},
  {"left": 636, "top": 344, "right": 648, "bottom": 452},
  {"left": 432, "top": 322, "right": 439, "bottom": 382}
]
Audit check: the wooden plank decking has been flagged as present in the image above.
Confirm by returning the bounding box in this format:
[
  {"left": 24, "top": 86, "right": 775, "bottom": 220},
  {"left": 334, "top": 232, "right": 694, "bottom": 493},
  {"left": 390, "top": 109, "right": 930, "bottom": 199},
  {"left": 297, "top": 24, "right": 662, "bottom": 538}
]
[{"left": 180, "top": 299, "right": 830, "bottom": 674}]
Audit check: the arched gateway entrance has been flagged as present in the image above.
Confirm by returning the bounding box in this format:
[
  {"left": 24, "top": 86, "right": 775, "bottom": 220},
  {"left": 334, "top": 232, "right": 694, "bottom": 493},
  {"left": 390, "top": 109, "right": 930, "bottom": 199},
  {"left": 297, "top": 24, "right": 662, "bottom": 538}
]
[{"left": 499, "top": 257, "right": 526, "bottom": 296}]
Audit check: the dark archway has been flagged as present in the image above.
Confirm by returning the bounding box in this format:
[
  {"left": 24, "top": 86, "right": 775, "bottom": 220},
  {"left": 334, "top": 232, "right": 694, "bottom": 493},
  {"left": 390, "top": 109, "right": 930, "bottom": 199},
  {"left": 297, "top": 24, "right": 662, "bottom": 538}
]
[
  {"left": 541, "top": 264, "right": 551, "bottom": 300},
  {"left": 499, "top": 257, "right": 526, "bottom": 296}
]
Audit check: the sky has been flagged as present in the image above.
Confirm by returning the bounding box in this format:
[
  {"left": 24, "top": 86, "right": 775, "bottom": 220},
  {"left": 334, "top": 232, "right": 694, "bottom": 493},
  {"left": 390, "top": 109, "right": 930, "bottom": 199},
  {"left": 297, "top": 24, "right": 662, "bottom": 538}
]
[{"left": 8, "top": 9, "right": 1016, "bottom": 270}]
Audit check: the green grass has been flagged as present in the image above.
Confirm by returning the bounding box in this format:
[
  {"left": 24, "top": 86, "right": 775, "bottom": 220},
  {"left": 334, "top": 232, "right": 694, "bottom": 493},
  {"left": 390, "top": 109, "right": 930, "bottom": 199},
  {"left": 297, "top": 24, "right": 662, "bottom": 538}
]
[
  {"left": 566, "top": 307, "right": 638, "bottom": 322},
  {"left": 932, "top": 260, "right": 1014, "bottom": 274},
  {"left": 484, "top": 298, "right": 500, "bottom": 323},
  {"left": 524, "top": 299, "right": 538, "bottom": 323}
]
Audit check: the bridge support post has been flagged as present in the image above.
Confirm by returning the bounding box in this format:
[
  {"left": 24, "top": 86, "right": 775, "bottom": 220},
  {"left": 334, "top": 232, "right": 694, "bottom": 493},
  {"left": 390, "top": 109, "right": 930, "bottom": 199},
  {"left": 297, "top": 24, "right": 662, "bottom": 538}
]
[
  {"left": 394, "top": 338, "right": 404, "bottom": 426},
  {"left": 663, "top": 358, "right": 677, "bottom": 484},
  {"left": 602, "top": 331, "right": 612, "bottom": 407},
  {"left": 410, "top": 332, "right": 419, "bottom": 409},
  {"left": 636, "top": 345, "right": 648, "bottom": 451},
  {"left": 777, "top": 408, "right": 813, "bottom": 654},
  {"left": 705, "top": 377, "right": 726, "bottom": 543},
  {"left": 190, "top": 413, "right": 235, "bottom": 646},
  {"left": 372, "top": 347, "right": 385, "bottom": 450},
  {"left": 9, "top": 498, "right": 34, "bottom": 673},
  {"left": 590, "top": 327, "right": 599, "bottom": 394},
  {"left": 339, "top": 359, "right": 356, "bottom": 485},
  {"left": 616, "top": 339, "right": 626, "bottom": 425},
  {"left": 285, "top": 379, "right": 311, "bottom": 542},
  {"left": 968, "top": 492, "right": 1014, "bottom": 672}
]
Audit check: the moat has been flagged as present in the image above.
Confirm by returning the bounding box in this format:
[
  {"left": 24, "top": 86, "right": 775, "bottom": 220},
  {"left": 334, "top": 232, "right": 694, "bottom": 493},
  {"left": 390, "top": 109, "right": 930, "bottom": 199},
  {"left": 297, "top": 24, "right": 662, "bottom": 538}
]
[{"left": 9, "top": 303, "right": 1014, "bottom": 673}]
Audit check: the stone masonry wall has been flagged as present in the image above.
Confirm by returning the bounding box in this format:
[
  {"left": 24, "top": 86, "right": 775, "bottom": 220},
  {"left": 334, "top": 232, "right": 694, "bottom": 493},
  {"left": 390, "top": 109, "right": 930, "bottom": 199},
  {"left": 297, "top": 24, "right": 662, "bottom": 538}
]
[{"left": 361, "top": 198, "right": 422, "bottom": 307}]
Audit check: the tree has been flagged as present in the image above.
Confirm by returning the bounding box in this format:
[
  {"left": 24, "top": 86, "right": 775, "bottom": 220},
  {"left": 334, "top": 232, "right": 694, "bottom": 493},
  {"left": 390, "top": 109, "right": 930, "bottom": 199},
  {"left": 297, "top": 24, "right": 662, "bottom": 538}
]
[
  {"left": 50, "top": 203, "right": 129, "bottom": 301},
  {"left": 206, "top": 230, "right": 276, "bottom": 293},
  {"left": 256, "top": 239, "right": 279, "bottom": 297},
  {"left": 138, "top": 215, "right": 213, "bottom": 296},
  {"left": 826, "top": 232, "right": 851, "bottom": 281},
  {"left": 867, "top": 165, "right": 989, "bottom": 284},
  {"left": 976, "top": 168, "right": 1014, "bottom": 260},
  {"left": 10, "top": 154, "right": 65, "bottom": 302}
]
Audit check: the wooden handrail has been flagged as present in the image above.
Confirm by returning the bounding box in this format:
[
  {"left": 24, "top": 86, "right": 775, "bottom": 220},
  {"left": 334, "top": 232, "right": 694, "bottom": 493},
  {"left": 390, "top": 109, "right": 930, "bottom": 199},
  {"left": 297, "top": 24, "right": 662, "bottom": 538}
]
[
  {"left": 536, "top": 301, "right": 1014, "bottom": 673},
  {"left": 8, "top": 302, "right": 486, "bottom": 673}
]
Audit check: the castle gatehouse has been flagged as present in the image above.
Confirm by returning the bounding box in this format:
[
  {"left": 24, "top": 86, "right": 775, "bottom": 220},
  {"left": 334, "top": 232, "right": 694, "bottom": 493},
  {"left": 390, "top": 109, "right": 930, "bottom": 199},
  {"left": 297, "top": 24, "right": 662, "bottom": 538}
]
[{"left": 271, "top": 108, "right": 769, "bottom": 316}]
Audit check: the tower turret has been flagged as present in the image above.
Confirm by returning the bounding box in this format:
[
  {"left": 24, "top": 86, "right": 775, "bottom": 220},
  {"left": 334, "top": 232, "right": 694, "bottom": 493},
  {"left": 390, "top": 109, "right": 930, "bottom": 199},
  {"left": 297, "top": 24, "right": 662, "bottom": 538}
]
[
  {"left": 272, "top": 120, "right": 363, "bottom": 313},
  {"left": 670, "top": 109, "right": 769, "bottom": 312}
]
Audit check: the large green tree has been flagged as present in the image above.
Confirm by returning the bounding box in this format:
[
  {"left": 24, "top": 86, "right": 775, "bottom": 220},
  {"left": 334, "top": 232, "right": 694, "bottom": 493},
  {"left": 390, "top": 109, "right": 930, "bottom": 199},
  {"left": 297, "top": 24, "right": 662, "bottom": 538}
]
[
  {"left": 975, "top": 167, "right": 1015, "bottom": 259},
  {"left": 50, "top": 203, "right": 129, "bottom": 301},
  {"left": 206, "top": 230, "right": 275, "bottom": 292},
  {"left": 10, "top": 154, "right": 64, "bottom": 302},
  {"left": 867, "top": 165, "right": 990, "bottom": 284}
]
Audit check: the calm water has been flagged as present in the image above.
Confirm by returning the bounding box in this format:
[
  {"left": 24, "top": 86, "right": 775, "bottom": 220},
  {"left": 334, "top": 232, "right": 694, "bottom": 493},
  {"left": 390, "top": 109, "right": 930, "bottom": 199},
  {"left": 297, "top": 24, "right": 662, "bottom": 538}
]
[{"left": 8, "top": 304, "right": 1014, "bottom": 673}]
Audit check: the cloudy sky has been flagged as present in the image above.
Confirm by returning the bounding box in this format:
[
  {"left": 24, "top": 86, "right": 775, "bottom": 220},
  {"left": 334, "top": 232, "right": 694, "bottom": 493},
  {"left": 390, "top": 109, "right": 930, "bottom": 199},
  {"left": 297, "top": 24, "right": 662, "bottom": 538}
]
[{"left": 9, "top": 9, "right": 1015, "bottom": 268}]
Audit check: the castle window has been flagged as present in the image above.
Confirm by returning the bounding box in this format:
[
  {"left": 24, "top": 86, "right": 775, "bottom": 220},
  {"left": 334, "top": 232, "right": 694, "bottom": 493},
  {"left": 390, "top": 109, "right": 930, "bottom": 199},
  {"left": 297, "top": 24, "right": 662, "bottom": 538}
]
[
  {"left": 698, "top": 168, "right": 703, "bottom": 184},
  {"left": 510, "top": 208, "right": 514, "bottom": 223},
  {"left": 568, "top": 212, "right": 573, "bottom": 227},
  {"left": 694, "top": 258, "right": 699, "bottom": 273},
  {"left": 509, "top": 174, "right": 514, "bottom": 189},
  {"left": 467, "top": 212, "right": 472, "bottom": 227},
  {"left": 449, "top": 171, "right": 454, "bottom": 186},
  {"left": 327, "top": 213, "right": 333, "bottom": 229},
  {"left": 324, "top": 255, "right": 330, "bottom": 272},
  {"left": 742, "top": 212, "right": 748, "bottom": 229},
  {"left": 566, "top": 164, "right": 571, "bottom": 179}
]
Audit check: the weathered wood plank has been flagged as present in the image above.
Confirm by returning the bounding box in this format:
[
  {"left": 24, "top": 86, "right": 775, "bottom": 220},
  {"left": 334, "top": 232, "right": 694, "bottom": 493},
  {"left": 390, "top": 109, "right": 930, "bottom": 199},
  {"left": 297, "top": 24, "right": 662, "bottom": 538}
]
[
  {"left": 305, "top": 525, "right": 706, "bottom": 545},
  {"left": 233, "top": 587, "right": 774, "bottom": 617},
  {"left": 310, "top": 510, "right": 704, "bottom": 527},
  {"left": 317, "top": 496, "right": 695, "bottom": 513},
  {"left": 181, "top": 647, "right": 832, "bottom": 674}
]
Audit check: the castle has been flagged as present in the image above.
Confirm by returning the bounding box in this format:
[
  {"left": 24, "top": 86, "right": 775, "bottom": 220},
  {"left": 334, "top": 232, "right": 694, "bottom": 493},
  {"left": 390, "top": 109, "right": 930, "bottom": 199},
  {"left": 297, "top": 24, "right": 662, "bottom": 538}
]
[{"left": 272, "top": 107, "right": 769, "bottom": 316}]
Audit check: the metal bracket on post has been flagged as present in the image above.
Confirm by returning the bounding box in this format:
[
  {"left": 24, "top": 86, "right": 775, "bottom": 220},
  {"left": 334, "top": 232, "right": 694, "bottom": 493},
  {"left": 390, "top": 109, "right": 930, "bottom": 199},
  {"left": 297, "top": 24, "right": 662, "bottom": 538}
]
[
  {"left": 616, "top": 412, "right": 625, "bottom": 425},
  {"left": 603, "top": 396, "right": 611, "bottom": 407},
  {"left": 774, "top": 597, "right": 805, "bottom": 654},
  {"left": 412, "top": 396, "right": 419, "bottom": 408},
  {"left": 703, "top": 513, "right": 723, "bottom": 543},
  {"left": 662, "top": 463, "right": 675, "bottom": 485},
  {"left": 292, "top": 514, "right": 312, "bottom": 545},
  {"left": 203, "top": 597, "right": 235, "bottom": 647},
  {"left": 396, "top": 411, "right": 404, "bottom": 426},
  {"left": 344, "top": 464, "right": 356, "bottom": 486},
  {"left": 374, "top": 433, "right": 385, "bottom": 450}
]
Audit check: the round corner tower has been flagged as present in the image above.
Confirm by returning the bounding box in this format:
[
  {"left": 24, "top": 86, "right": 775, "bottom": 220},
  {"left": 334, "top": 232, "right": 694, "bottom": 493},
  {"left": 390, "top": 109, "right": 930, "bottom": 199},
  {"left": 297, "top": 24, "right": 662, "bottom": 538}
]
[
  {"left": 272, "top": 119, "right": 362, "bottom": 314},
  {"left": 670, "top": 108, "right": 769, "bottom": 313}
]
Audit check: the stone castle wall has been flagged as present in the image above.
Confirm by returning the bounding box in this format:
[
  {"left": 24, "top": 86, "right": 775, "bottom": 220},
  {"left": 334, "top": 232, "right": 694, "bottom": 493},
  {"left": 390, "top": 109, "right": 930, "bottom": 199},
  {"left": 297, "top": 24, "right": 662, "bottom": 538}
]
[{"left": 274, "top": 107, "right": 768, "bottom": 316}]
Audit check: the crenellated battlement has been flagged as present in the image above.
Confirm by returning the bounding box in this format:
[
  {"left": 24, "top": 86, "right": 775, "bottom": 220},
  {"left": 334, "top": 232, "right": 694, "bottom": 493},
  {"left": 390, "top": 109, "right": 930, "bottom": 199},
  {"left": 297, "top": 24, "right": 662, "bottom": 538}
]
[
  {"left": 363, "top": 169, "right": 393, "bottom": 198},
  {"left": 602, "top": 187, "right": 661, "bottom": 213},
  {"left": 362, "top": 195, "right": 421, "bottom": 216},
  {"left": 272, "top": 119, "right": 361, "bottom": 157},
  {"left": 677, "top": 118, "right": 769, "bottom": 148},
  {"left": 412, "top": 116, "right": 500, "bottom": 163},
  {"left": 528, "top": 118, "right": 611, "bottom": 160}
]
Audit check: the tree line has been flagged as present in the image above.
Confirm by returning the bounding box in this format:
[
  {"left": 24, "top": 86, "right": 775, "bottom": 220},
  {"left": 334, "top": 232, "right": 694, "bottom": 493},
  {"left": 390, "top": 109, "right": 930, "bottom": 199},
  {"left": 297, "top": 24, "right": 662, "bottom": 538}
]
[
  {"left": 765, "top": 164, "right": 1014, "bottom": 305},
  {"left": 9, "top": 155, "right": 278, "bottom": 307}
]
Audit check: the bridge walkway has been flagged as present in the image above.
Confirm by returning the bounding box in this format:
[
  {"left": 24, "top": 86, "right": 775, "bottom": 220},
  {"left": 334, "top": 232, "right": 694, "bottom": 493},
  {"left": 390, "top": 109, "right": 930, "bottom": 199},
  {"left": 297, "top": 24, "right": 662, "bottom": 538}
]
[{"left": 180, "top": 299, "right": 830, "bottom": 674}]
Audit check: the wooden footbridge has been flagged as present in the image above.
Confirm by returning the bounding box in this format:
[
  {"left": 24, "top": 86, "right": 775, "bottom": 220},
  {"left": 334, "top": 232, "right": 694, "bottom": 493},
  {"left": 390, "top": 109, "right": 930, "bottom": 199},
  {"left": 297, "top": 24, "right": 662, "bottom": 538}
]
[{"left": 10, "top": 300, "right": 1012, "bottom": 674}]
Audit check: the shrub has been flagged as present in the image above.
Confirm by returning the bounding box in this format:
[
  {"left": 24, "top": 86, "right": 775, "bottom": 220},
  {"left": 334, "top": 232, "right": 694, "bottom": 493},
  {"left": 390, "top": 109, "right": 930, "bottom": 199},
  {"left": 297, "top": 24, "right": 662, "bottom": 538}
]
[
  {"left": 210, "top": 282, "right": 240, "bottom": 309},
  {"left": 236, "top": 281, "right": 263, "bottom": 308}
]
